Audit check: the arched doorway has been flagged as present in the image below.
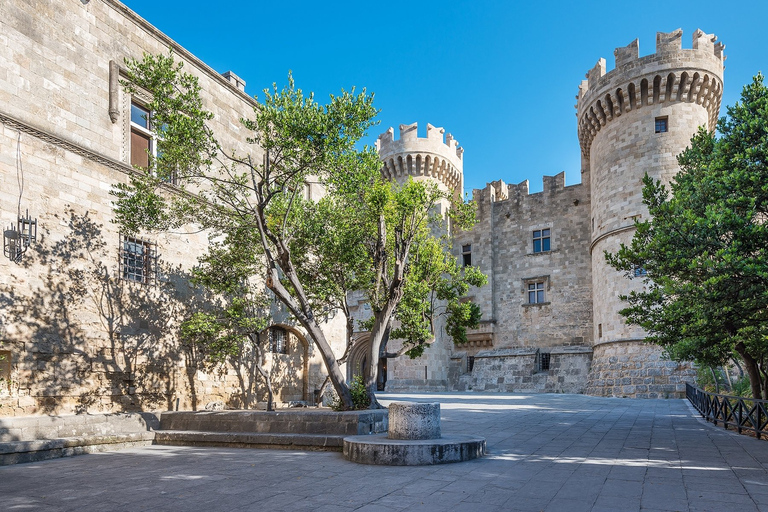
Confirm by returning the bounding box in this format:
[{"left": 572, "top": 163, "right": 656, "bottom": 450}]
[
  {"left": 260, "top": 325, "right": 309, "bottom": 403},
  {"left": 347, "top": 333, "right": 387, "bottom": 391}
]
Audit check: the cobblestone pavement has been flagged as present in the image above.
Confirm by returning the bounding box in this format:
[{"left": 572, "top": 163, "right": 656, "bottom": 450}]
[{"left": 1, "top": 393, "right": 767, "bottom": 511}]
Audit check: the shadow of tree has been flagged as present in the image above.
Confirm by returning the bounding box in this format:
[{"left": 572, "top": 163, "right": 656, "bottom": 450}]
[{"left": 0, "top": 208, "right": 271, "bottom": 415}]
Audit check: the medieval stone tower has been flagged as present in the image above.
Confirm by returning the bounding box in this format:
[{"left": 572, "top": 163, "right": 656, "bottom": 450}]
[
  {"left": 372, "top": 122, "right": 465, "bottom": 390},
  {"left": 578, "top": 29, "right": 724, "bottom": 395}
]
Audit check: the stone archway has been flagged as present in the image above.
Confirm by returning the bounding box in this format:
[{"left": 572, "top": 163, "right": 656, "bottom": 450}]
[{"left": 347, "top": 333, "right": 387, "bottom": 391}]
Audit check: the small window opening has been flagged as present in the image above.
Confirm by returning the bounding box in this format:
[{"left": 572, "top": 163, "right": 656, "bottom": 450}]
[
  {"left": 467, "top": 356, "right": 475, "bottom": 373},
  {"left": 462, "top": 244, "right": 472, "bottom": 267},
  {"left": 533, "top": 229, "right": 551, "bottom": 253},
  {"left": 598, "top": 324, "right": 603, "bottom": 338},
  {"left": 538, "top": 352, "right": 551, "bottom": 372},
  {"left": 0, "top": 350, "right": 11, "bottom": 384},
  {"left": 528, "top": 282, "right": 546, "bottom": 304},
  {"left": 120, "top": 235, "right": 156, "bottom": 284},
  {"left": 269, "top": 327, "right": 288, "bottom": 354},
  {"left": 655, "top": 117, "right": 668, "bottom": 133}
]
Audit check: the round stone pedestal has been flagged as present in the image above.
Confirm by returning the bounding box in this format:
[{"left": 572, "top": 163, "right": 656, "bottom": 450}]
[
  {"left": 388, "top": 402, "right": 441, "bottom": 440},
  {"left": 343, "top": 401, "right": 485, "bottom": 466}
]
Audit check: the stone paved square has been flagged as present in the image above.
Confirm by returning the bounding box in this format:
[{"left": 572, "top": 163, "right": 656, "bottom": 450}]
[{"left": 1, "top": 393, "right": 767, "bottom": 511}]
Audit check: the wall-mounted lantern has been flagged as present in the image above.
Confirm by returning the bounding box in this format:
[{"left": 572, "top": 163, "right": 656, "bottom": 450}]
[{"left": 3, "top": 210, "right": 37, "bottom": 262}]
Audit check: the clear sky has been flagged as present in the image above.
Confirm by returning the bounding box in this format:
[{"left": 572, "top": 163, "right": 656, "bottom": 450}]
[{"left": 120, "top": 0, "right": 767, "bottom": 196}]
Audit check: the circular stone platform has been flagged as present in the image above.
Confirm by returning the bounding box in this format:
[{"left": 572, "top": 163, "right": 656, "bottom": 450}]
[
  {"left": 342, "top": 401, "right": 485, "bottom": 465},
  {"left": 343, "top": 433, "right": 486, "bottom": 465}
]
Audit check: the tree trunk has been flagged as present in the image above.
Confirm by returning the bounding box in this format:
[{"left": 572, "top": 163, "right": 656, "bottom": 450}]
[
  {"left": 710, "top": 367, "right": 720, "bottom": 394},
  {"left": 264, "top": 266, "right": 354, "bottom": 409},
  {"left": 366, "top": 312, "right": 395, "bottom": 409},
  {"left": 734, "top": 342, "right": 764, "bottom": 400}
]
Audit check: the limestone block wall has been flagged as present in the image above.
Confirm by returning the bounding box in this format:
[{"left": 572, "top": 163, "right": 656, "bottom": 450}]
[
  {"left": 585, "top": 341, "right": 695, "bottom": 398},
  {"left": 0, "top": 0, "right": 343, "bottom": 416},
  {"left": 446, "top": 172, "right": 593, "bottom": 392},
  {"left": 464, "top": 347, "right": 592, "bottom": 394},
  {"left": 460, "top": 173, "right": 593, "bottom": 349}
]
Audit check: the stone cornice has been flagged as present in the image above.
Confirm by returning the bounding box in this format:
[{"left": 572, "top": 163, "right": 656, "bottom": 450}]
[{"left": 101, "top": 0, "right": 258, "bottom": 109}]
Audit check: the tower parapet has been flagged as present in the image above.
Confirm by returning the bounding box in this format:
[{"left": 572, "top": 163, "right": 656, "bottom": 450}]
[
  {"left": 376, "top": 122, "right": 464, "bottom": 197},
  {"left": 576, "top": 29, "right": 724, "bottom": 158}
]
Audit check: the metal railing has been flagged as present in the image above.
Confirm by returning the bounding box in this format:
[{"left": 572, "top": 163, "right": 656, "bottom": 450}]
[{"left": 686, "top": 382, "right": 768, "bottom": 440}]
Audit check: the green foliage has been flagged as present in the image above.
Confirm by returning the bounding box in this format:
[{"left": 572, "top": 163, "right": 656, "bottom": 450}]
[
  {"left": 329, "top": 375, "right": 370, "bottom": 411},
  {"left": 607, "top": 74, "right": 768, "bottom": 399},
  {"left": 111, "top": 50, "right": 487, "bottom": 408},
  {"left": 179, "top": 233, "right": 270, "bottom": 365}
]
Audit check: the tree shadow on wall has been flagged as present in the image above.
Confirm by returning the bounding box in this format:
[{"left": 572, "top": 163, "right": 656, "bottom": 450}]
[{"left": 0, "top": 208, "right": 219, "bottom": 414}]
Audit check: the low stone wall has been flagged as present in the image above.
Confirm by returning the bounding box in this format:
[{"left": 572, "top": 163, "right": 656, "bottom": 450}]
[
  {"left": 0, "top": 413, "right": 156, "bottom": 465},
  {"left": 464, "top": 347, "right": 592, "bottom": 393},
  {"left": 585, "top": 341, "right": 695, "bottom": 398},
  {"left": 159, "top": 409, "right": 388, "bottom": 436}
]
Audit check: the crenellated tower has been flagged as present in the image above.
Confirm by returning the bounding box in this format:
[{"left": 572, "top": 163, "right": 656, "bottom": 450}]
[
  {"left": 373, "top": 122, "right": 464, "bottom": 391},
  {"left": 578, "top": 29, "right": 725, "bottom": 397},
  {"left": 376, "top": 122, "right": 464, "bottom": 216}
]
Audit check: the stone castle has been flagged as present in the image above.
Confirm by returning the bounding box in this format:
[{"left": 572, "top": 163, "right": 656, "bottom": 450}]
[
  {"left": 0, "top": 0, "right": 724, "bottom": 416},
  {"left": 356, "top": 28, "right": 724, "bottom": 398}
]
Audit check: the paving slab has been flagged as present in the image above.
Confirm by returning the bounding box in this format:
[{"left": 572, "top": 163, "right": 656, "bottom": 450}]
[{"left": 1, "top": 392, "right": 767, "bottom": 511}]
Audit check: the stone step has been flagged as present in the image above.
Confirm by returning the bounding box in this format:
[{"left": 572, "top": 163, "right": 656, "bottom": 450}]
[
  {"left": 0, "top": 432, "right": 155, "bottom": 466},
  {"left": 153, "top": 430, "right": 345, "bottom": 451}
]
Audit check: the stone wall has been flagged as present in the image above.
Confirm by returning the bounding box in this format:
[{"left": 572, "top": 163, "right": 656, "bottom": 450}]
[
  {"left": 0, "top": 0, "right": 344, "bottom": 416},
  {"left": 585, "top": 341, "right": 695, "bottom": 398},
  {"left": 462, "top": 347, "right": 592, "bottom": 394}
]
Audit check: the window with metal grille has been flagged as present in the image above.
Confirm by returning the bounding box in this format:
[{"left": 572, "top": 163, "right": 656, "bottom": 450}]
[
  {"left": 462, "top": 244, "right": 472, "bottom": 267},
  {"left": 467, "top": 356, "right": 475, "bottom": 373},
  {"left": 269, "top": 327, "right": 288, "bottom": 354},
  {"left": 533, "top": 229, "right": 550, "bottom": 253},
  {"left": 655, "top": 116, "right": 668, "bottom": 133},
  {"left": 120, "top": 235, "right": 156, "bottom": 284},
  {"left": 538, "top": 352, "right": 551, "bottom": 372}
]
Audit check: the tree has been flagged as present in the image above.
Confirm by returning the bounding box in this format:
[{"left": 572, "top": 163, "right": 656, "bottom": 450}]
[
  {"left": 114, "top": 52, "right": 378, "bottom": 409},
  {"left": 607, "top": 74, "right": 768, "bottom": 400},
  {"left": 355, "top": 179, "right": 486, "bottom": 405},
  {"left": 179, "top": 230, "right": 276, "bottom": 410},
  {"left": 113, "top": 52, "right": 486, "bottom": 409}
]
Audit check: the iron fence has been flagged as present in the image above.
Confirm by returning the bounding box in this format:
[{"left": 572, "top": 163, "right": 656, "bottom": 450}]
[{"left": 686, "top": 382, "right": 768, "bottom": 440}]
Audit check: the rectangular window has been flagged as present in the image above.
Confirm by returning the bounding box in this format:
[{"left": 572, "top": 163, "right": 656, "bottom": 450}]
[
  {"left": 269, "top": 327, "right": 288, "bottom": 354},
  {"left": 538, "top": 352, "right": 551, "bottom": 372},
  {"left": 130, "top": 102, "right": 154, "bottom": 170},
  {"left": 462, "top": 244, "right": 472, "bottom": 267},
  {"left": 528, "top": 282, "right": 545, "bottom": 304},
  {"left": 467, "top": 356, "right": 475, "bottom": 373},
  {"left": 120, "top": 235, "right": 156, "bottom": 284},
  {"left": 533, "top": 229, "right": 550, "bottom": 253},
  {"left": 633, "top": 265, "right": 647, "bottom": 277},
  {"left": 655, "top": 117, "right": 668, "bottom": 133}
]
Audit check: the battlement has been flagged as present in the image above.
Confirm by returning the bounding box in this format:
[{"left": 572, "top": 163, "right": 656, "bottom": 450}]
[
  {"left": 376, "top": 122, "right": 463, "bottom": 162},
  {"left": 579, "top": 29, "right": 724, "bottom": 96},
  {"left": 377, "top": 122, "right": 464, "bottom": 196},
  {"left": 474, "top": 172, "right": 576, "bottom": 205},
  {"left": 576, "top": 29, "right": 725, "bottom": 157}
]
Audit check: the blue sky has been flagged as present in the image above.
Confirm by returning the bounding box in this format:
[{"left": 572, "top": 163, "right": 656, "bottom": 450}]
[{"left": 121, "top": 0, "right": 767, "bottom": 196}]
